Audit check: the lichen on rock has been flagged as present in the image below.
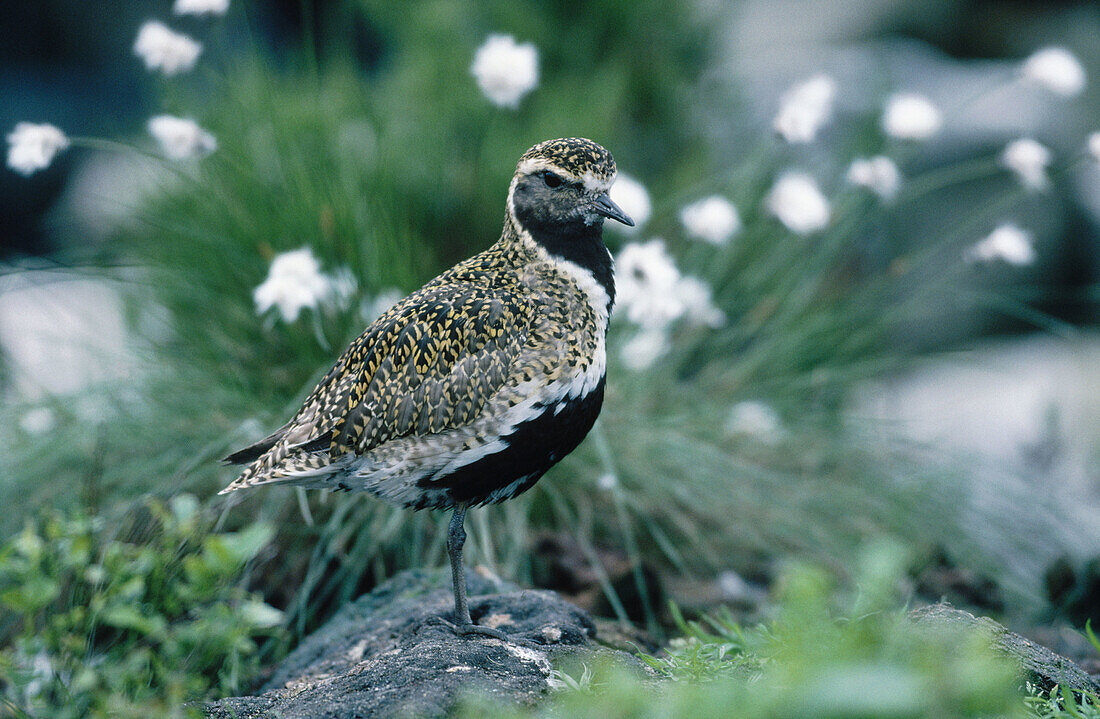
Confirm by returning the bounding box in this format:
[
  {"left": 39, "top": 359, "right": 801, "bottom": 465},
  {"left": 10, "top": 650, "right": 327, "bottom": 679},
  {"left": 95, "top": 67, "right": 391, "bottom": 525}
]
[{"left": 205, "top": 569, "right": 645, "bottom": 719}]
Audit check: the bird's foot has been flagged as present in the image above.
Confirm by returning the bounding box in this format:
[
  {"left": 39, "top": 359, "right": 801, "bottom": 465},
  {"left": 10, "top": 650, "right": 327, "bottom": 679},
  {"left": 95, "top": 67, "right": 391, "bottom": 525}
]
[{"left": 427, "top": 615, "right": 508, "bottom": 641}]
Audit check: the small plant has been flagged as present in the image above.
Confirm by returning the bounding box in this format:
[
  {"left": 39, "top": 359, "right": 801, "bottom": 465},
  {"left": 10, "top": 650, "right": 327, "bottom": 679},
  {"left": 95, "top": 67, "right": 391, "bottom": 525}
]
[
  {"left": 1025, "top": 685, "right": 1100, "bottom": 719},
  {"left": 0, "top": 495, "right": 283, "bottom": 719},
  {"left": 459, "top": 542, "right": 1027, "bottom": 718},
  {"left": 635, "top": 603, "right": 757, "bottom": 682}
]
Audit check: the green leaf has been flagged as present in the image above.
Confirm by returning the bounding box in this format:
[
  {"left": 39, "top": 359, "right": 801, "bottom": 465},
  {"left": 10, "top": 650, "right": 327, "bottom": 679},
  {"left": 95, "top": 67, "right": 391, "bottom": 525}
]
[
  {"left": 12, "top": 524, "right": 45, "bottom": 560},
  {"left": 215, "top": 523, "right": 274, "bottom": 566},
  {"left": 0, "top": 576, "right": 60, "bottom": 613},
  {"left": 239, "top": 600, "right": 285, "bottom": 629},
  {"left": 1086, "top": 620, "right": 1100, "bottom": 656},
  {"left": 101, "top": 604, "right": 167, "bottom": 639}
]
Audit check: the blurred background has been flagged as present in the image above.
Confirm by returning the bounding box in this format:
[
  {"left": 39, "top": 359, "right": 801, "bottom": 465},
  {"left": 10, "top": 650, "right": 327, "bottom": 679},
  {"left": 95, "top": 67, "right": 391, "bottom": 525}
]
[{"left": 2, "top": 0, "right": 1100, "bottom": 714}]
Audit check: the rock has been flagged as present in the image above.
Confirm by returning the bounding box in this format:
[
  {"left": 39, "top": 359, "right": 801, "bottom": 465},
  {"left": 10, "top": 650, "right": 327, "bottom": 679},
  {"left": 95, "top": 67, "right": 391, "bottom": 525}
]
[
  {"left": 205, "top": 568, "right": 645, "bottom": 719},
  {"left": 911, "top": 603, "right": 1100, "bottom": 694}
]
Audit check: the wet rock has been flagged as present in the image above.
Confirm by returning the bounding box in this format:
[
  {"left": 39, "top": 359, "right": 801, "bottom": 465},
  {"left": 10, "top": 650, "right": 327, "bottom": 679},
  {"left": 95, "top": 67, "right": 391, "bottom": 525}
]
[
  {"left": 205, "top": 568, "right": 645, "bottom": 719},
  {"left": 911, "top": 603, "right": 1100, "bottom": 694}
]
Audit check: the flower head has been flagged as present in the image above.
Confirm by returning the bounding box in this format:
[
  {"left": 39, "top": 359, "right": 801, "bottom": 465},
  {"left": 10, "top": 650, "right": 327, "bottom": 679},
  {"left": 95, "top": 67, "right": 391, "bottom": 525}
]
[
  {"left": 174, "top": 0, "right": 229, "bottom": 15},
  {"left": 254, "top": 248, "right": 349, "bottom": 322},
  {"left": 773, "top": 75, "right": 837, "bottom": 144},
  {"left": 765, "top": 171, "right": 830, "bottom": 234},
  {"left": 882, "top": 93, "right": 942, "bottom": 140},
  {"left": 19, "top": 407, "right": 56, "bottom": 435},
  {"left": 1022, "top": 47, "right": 1086, "bottom": 97},
  {"left": 595, "top": 473, "right": 619, "bottom": 491},
  {"left": 134, "top": 21, "right": 202, "bottom": 76},
  {"left": 620, "top": 329, "right": 668, "bottom": 371},
  {"left": 846, "top": 156, "right": 901, "bottom": 200},
  {"left": 148, "top": 115, "right": 217, "bottom": 160},
  {"left": 965, "top": 224, "right": 1035, "bottom": 266},
  {"left": 614, "top": 239, "right": 726, "bottom": 348},
  {"left": 615, "top": 239, "right": 684, "bottom": 330},
  {"left": 679, "top": 195, "right": 741, "bottom": 245},
  {"left": 6, "top": 123, "right": 69, "bottom": 176},
  {"left": 726, "top": 401, "right": 784, "bottom": 444},
  {"left": 470, "top": 34, "right": 539, "bottom": 109},
  {"left": 609, "top": 174, "right": 651, "bottom": 230},
  {"left": 1086, "top": 132, "right": 1100, "bottom": 163},
  {"left": 1001, "top": 138, "right": 1051, "bottom": 191},
  {"left": 677, "top": 276, "right": 725, "bottom": 328}
]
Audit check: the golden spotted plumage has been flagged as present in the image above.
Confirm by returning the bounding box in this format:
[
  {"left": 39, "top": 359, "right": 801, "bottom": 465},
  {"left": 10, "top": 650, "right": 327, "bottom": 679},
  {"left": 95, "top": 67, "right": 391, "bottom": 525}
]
[
  {"left": 221, "top": 138, "right": 630, "bottom": 635},
  {"left": 519, "top": 138, "right": 617, "bottom": 183},
  {"left": 220, "top": 139, "right": 617, "bottom": 509}
]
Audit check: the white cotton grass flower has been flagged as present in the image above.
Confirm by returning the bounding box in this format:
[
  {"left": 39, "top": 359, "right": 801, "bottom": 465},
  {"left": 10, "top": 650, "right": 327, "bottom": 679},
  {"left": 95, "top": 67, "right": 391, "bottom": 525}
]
[
  {"left": 1021, "top": 47, "right": 1086, "bottom": 98},
  {"left": 174, "top": 0, "right": 229, "bottom": 16},
  {"left": 677, "top": 276, "right": 725, "bottom": 328},
  {"left": 1001, "top": 138, "right": 1052, "bottom": 191},
  {"left": 882, "top": 93, "right": 943, "bottom": 141},
  {"left": 470, "top": 34, "right": 539, "bottom": 109},
  {"left": 615, "top": 240, "right": 726, "bottom": 336},
  {"left": 725, "top": 401, "right": 784, "bottom": 445},
  {"left": 19, "top": 407, "right": 56, "bottom": 435},
  {"left": 1089, "top": 132, "right": 1100, "bottom": 163},
  {"left": 765, "top": 171, "right": 831, "bottom": 235},
  {"left": 6, "top": 123, "right": 69, "bottom": 176},
  {"left": 965, "top": 224, "right": 1036, "bottom": 266},
  {"left": 147, "top": 115, "right": 217, "bottom": 160},
  {"left": 615, "top": 239, "right": 685, "bottom": 330},
  {"left": 254, "top": 248, "right": 349, "bottom": 323},
  {"left": 846, "top": 156, "right": 902, "bottom": 201},
  {"left": 595, "top": 473, "right": 619, "bottom": 491},
  {"left": 609, "top": 174, "right": 651, "bottom": 230},
  {"left": 679, "top": 195, "right": 741, "bottom": 246},
  {"left": 134, "top": 21, "right": 202, "bottom": 76},
  {"left": 620, "top": 328, "right": 668, "bottom": 371},
  {"left": 773, "top": 75, "right": 837, "bottom": 144}
]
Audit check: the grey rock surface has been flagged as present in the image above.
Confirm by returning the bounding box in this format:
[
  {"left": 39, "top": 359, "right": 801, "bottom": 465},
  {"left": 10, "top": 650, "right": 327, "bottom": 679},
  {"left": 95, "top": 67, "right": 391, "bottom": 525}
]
[
  {"left": 205, "top": 568, "right": 642, "bottom": 719},
  {"left": 911, "top": 603, "right": 1100, "bottom": 693}
]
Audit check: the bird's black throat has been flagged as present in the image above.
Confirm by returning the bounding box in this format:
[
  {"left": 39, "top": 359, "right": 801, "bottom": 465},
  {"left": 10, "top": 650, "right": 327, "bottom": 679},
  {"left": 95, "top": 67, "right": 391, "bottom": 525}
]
[{"left": 511, "top": 211, "right": 616, "bottom": 307}]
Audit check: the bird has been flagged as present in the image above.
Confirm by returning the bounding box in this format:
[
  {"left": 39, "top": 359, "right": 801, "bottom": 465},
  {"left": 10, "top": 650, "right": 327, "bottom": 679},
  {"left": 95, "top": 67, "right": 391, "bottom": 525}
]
[{"left": 219, "top": 137, "right": 634, "bottom": 638}]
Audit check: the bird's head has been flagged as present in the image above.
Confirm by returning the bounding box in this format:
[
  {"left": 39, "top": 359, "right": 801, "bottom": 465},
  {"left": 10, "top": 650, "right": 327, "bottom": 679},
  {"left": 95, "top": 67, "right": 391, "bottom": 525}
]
[{"left": 508, "top": 138, "right": 634, "bottom": 240}]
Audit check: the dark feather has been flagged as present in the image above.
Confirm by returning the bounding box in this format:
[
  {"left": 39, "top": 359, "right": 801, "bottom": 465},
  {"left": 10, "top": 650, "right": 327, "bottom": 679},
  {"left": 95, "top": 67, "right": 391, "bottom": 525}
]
[{"left": 222, "top": 425, "right": 288, "bottom": 464}]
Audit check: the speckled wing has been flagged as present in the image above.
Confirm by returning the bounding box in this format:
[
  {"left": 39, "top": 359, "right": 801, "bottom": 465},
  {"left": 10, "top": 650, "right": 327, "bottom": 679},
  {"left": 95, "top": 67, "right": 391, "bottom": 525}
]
[{"left": 220, "top": 281, "right": 536, "bottom": 493}]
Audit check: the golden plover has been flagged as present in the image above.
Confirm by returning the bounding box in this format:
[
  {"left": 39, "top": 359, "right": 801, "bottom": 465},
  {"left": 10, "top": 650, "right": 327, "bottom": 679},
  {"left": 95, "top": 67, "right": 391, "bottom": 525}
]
[{"left": 220, "top": 138, "right": 633, "bottom": 636}]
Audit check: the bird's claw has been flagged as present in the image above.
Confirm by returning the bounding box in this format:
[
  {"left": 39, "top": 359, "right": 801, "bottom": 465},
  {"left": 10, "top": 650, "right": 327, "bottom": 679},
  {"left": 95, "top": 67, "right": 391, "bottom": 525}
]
[{"left": 427, "top": 615, "right": 509, "bottom": 641}]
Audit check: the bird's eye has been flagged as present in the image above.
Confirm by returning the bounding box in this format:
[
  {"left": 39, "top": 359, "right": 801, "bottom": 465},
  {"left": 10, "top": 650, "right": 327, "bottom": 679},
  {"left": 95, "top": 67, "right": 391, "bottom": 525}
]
[{"left": 542, "top": 171, "right": 563, "bottom": 188}]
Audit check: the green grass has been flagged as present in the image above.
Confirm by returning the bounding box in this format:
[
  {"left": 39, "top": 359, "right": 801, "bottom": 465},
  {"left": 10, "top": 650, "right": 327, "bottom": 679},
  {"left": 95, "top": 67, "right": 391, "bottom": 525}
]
[
  {"left": 456, "top": 543, "right": 1034, "bottom": 718},
  {"left": 1027, "top": 686, "right": 1100, "bottom": 719}
]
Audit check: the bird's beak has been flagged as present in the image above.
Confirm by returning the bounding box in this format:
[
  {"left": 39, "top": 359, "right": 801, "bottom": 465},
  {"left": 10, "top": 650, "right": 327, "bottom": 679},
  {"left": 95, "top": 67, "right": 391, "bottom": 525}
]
[{"left": 592, "top": 193, "right": 635, "bottom": 226}]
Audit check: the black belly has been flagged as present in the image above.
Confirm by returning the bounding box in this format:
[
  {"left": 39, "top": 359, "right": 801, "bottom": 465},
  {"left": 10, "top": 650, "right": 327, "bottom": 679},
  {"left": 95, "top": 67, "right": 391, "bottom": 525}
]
[{"left": 419, "top": 376, "right": 606, "bottom": 507}]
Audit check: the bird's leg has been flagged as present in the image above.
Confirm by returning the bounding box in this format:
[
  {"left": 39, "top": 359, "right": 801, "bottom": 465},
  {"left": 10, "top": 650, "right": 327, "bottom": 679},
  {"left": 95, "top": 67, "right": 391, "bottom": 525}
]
[
  {"left": 441, "top": 502, "right": 506, "bottom": 640},
  {"left": 448, "top": 502, "right": 473, "bottom": 625}
]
